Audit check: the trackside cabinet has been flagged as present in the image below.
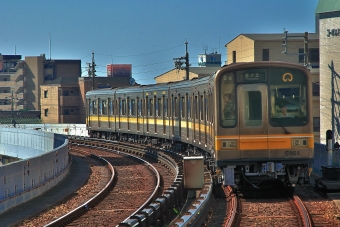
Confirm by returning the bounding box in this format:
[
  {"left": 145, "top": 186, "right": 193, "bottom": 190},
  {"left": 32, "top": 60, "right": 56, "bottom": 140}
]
[{"left": 183, "top": 156, "right": 204, "bottom": 189}]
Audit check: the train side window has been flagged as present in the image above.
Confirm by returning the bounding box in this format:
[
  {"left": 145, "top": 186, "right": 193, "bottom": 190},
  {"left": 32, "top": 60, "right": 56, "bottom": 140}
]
[
  {"left": 220, "top": 72, "right": 236, "bottom": 127},
  {"left": 137, "top": 98, "right": 141, "bottom": 116},
  {"left": 181, "top": 96, "right": 185, "bottom": 118},
  {"left": 194, "top": 96, "right": 198, "bottom": 120},
  {"left": 157, "top": 98, "right": 162, "bottom": 117},
  {"left": 200, "top": 95, "right": 204, "bottom": 121},
  {"left": 149, "top": 98, "right": 153, "bottom": 116},
  {"left": 131, "top": 99, "right": 135, "bottom": 116},
  {"left": 89, "top": 100, "right": 93, "bottom": 115},
  {"left": 187, "top": 96, "right": 191, "bottom": 119},
  {"left": 173, "top": 96, "right": 178, "bottom": 117},
  {"left": 109, "top": 99, "right": 114, "bottom": 115},
  {"left": 122, "top": 99, "right": 126, "bottom": 116},
  {"left": 99, "top": 99, "right": 102, "bottom": 115},
  {"left": 205, "top": 95, "right": 208, "bottom": 121},
  {"left": 92, "top": 100, "right": 97, "bottom": 115},
  {"left": 164, "top": 97, "right": 168, "bottom": 117},
  {"left": 127, "top": 98, "right": 130, "bottom": 115},
  {"left": 102, "top": 100, "right": 107, "bottom": 115}
]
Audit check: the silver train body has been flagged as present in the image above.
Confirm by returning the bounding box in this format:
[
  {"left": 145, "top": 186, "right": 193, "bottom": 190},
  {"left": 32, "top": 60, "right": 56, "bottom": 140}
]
[{"left": 86, "top": 62, "right": 314, "bottom": 190}]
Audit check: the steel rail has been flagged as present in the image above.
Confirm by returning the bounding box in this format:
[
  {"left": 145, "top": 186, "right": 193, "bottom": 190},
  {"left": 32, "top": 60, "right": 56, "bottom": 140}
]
[{"left": 293, "top": 195, "right": 312, "bottom": 227}]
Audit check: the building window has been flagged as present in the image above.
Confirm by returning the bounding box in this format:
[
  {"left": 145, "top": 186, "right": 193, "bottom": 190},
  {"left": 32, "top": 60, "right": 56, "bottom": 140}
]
[
  {"left": 44, "top": 109, "right": 48, "bottom": 117},
  {"left": 299, "top": 48, "right": 319, "bottom": 63},
  {"left": 262, "top": 49, "right": 269, "bottom": 61},
  {"left": 298, "top": 49, "right": 304, "bottom": 63},
  {"left": 313, "top": 117, "right": 320, "bottom": 132},
  {"left": 312, "top": 82, "right": 320, "bottom": 96},
  {"left": 309, "top": 48, "right": 319, "bottom": 63},
  {"left": 232, "top": 51, "right": 236, "bottom": 63},
  {"left": 44, "top": 90, "right": 48, "bottom": 98}
]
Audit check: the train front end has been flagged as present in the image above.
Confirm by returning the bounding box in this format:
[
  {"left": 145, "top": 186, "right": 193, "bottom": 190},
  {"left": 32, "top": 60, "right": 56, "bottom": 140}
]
[{"left": 214, "top": 62, "right": 314, "bottom": 191}]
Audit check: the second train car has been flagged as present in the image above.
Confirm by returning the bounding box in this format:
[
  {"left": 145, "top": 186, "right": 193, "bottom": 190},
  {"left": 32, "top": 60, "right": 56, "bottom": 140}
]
[{"left": 86, "top": 61, "right": 314, "bottom": 191}]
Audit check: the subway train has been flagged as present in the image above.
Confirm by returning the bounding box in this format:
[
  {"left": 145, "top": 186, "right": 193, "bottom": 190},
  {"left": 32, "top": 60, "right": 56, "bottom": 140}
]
[{"left": 86, "top": 61, "right": 314, "bottom": 191}]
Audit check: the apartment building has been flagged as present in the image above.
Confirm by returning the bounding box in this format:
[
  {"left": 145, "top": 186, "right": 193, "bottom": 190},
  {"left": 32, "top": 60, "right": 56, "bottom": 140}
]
[{"left": 0, "top": 54, "right": 81, "bottom": 112}]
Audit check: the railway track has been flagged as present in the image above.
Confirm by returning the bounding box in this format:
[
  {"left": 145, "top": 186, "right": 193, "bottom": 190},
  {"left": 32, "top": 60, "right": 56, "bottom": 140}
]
[
  {"left": 206, "top": 185, "right": 313, "bottom": 227},
  {"left": 18, "top": 138, "right": 186, "bottom": 226},
  {"left": 13, "top": 137, "right": 215, "bottom": 226}
]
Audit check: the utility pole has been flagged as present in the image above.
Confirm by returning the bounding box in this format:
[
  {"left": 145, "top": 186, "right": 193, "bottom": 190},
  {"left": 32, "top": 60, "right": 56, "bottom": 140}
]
[
  {"left": 6, "top": 90, "right": 16, "bottom": 127},
  {"left": 173, "top": 41, "right": 190, "bottom": 80},
  {"left": 281, "top": 29, "right": 309, "bottom": 67},
  {"left": 87, "top": 52, "right": 96, "bottom": 90}
]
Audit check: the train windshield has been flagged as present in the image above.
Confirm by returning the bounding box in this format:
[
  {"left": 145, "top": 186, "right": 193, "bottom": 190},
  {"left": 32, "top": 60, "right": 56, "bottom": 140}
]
[{"left": 269, "top": 68, "right": 308, "bottom": 126}]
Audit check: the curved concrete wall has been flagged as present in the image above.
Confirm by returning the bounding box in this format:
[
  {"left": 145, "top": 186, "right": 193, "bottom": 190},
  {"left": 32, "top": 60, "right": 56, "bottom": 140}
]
[{"left": 0, "top": 128, "right": 69, "bottom": 214}]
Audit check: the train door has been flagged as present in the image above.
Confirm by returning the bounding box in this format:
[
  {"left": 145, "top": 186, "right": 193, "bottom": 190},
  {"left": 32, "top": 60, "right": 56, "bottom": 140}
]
[{"left": 238, "top": 84, "right": 268, "bottom": 150}]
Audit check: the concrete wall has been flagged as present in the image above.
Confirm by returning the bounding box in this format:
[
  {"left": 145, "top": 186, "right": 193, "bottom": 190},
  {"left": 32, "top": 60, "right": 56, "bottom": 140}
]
[
  {"left": 0, "top": 128, "right": 69, "bottom": 214},
  {"left": 319, "top": 14, "right": 340, "bottom": 144},
  {"left": 0, "top": 124, "right": 88, "bottom": 137}
]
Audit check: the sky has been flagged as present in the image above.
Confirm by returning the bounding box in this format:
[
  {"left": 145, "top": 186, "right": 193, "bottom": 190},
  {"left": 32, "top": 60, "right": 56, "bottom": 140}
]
[{"left": 0, "top": 0, "right": 319, "bottom": 85}]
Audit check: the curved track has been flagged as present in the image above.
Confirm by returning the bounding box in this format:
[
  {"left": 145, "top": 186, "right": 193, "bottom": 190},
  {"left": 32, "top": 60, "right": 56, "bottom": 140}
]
[{"left": 206, "top": 185, "right": 313, "bottom": 227}]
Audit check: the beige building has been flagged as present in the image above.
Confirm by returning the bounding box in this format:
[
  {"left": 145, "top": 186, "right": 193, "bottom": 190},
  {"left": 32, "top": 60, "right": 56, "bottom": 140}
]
[
  {"left": 315, "top": 0, "right": 340, "bottom": 144},
  {"left": 40, "top": 76, "right": 133, "bottom": 123},
  {"left": 0, "top": 53, "right": 134, "bottom": 124},
  {"left": 155, "top": 52, "right": 222, "bottom": 83},
  {"left": 0, "top": 54, "right": 81, "bottom": 112},
  {"left": 225, "top": 33, "right": 320, "bottom": 142},
  {"left": 155, "top": 66, "right": 221, "bottom": 83}
]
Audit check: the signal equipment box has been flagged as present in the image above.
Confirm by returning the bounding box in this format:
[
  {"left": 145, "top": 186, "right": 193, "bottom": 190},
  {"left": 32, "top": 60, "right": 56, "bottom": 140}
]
[{"left": 183, "top": 156, "right": 204, "bottom": 189}]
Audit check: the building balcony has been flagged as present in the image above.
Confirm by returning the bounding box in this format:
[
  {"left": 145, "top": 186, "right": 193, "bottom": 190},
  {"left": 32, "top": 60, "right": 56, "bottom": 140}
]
[
  {"left": 0, "top": 92, "right": 24, "bottom": 100},
  {"left": 60, "top": 96, "right": 80, "bottom": 106},
  {"left": 12, "top": 68, "right": 24, "bottom": 82}
]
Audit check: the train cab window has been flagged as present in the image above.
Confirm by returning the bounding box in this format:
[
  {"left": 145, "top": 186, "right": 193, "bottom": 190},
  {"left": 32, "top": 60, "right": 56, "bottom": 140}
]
[
  {"left": 130, "top": 99, "right": 136, "bottom": 116},
  {"left": 269, "top": 68, "right": 307, "bottom": 126},
  {"left": 220, "top": 73, "right": 236, "bottom": 127}
]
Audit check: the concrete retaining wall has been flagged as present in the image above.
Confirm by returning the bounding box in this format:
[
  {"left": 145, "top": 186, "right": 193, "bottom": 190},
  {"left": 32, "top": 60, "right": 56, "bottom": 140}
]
[{"left": 0, "top": 128, "right": 69, "bottom": 214}]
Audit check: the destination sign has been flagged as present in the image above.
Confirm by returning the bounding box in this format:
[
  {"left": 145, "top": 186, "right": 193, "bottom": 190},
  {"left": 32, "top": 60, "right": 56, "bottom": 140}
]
[{"left": 238, "top": 72, "right": 266, "bottom": 82}]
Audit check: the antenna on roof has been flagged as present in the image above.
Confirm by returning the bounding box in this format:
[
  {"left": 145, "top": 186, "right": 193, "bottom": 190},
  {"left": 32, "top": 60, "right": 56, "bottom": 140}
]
[
  {"left": 49, "top": 33, "right": 51, "bottom": 60},
  {"left": 14, "top": 45, "right": 16, "bottom": 55},
  {"left": 203, "top": 44, "right": 208, "bottom": 54}
]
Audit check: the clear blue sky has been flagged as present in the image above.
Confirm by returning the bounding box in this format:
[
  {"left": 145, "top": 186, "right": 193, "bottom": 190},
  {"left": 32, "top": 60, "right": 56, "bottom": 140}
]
[{"left": 0, "top": 0, "right": 319, "bottom": 85}]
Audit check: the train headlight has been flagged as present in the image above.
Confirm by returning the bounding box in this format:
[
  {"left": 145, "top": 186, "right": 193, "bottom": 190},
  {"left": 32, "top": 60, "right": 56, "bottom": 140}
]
[
  {"left": 292, "top": 138, "right": 308, "bottom": 147},
  {"left": 222, "top": 140, "right": 238, "bottom": 149}
]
